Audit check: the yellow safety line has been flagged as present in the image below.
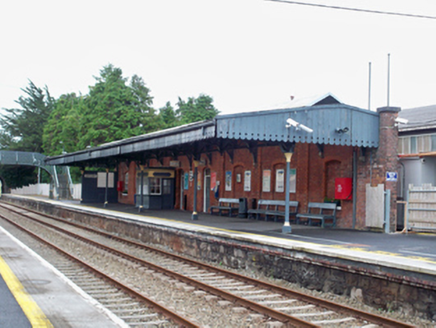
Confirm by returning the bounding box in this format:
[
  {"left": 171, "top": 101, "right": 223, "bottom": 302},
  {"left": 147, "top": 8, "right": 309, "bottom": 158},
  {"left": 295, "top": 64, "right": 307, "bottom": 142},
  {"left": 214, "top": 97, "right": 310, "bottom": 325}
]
[{"left": 0, "top": 255, "right": 53, "bottom": 328}]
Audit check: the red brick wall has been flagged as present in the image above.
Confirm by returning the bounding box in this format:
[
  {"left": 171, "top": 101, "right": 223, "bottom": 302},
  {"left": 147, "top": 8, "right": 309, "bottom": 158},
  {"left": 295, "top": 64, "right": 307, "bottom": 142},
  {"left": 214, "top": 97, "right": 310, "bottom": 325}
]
[
  {"left": 117, "top": 108, "right": 400, "bottom": 230},
  {"left": 118, "top": 161, "right": 137, "bottom": 205},
  {"left": 118, "top": 143, "right": 361, "bottom": 227}
]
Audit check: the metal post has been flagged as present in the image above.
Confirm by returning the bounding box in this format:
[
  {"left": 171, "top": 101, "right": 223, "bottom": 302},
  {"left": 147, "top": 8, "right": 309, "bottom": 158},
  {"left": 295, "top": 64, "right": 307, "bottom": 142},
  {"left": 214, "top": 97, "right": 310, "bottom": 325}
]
[
  {"left": 139, "top": 167, "right": 144, "bottom": 213},
  {"left": 104, "top": 168, "right": 109, "bottom": 208},
  {"left": 37, "top": 166, "right": 41, "bottom": 196},
  {"left": 368, "top": 62, "right": 372, "bottom": 110},
  {"left": 405, "top": 188, "right": 410, "bottom": 234},
  {"left": 384, "top": 189, "right": 391, "bottom": 233},
  {"left": 352, "top": 149, "right": 357, "bottom": 229},
  {"left": 192, "top": 161, "right": 199, "bottom": 220},
  {"left": 387, "top": 53, "right": 391, "bottom": 107},
  {"left": 282, "top": 152, "right": 293, "bottom": 234}
]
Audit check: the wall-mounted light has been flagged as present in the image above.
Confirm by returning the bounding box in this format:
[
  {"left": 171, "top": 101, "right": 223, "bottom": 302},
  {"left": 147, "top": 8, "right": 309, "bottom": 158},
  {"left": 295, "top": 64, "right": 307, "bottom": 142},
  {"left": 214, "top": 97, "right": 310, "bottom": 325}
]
[
  {"left": 335, "top": 127, "right": 349, "bottom": 134},
  {"left": 286, "top": 118, "right": 313, "bottom": 133},
  {"left": 395, "top": 117, "right": 409, "bottom": 127}
]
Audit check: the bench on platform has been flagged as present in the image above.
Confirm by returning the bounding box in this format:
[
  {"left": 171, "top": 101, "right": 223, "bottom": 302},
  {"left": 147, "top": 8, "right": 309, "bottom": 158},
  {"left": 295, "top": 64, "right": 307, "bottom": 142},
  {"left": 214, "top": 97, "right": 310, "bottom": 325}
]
[
  {"left": 210, "top": 198, "right": 239, "bottom": 216},
  {"left": 248, "top": 199, "right": 299, "bottom": 222},
  {"left": 296, "top": 202, "right": 337, "bottom": 228}
]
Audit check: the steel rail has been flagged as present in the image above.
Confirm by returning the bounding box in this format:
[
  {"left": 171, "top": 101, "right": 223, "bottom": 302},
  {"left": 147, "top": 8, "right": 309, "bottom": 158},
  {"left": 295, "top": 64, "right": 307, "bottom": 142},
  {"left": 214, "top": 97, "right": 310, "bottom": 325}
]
[
  {"left": 0, "top": 213, "right": 199, "bottom": 328},
  {"left": 1, "top": 202, "right": 417, "bottom": 328},
  {"left": 1, "top": 203, "right": 319, "bottom": 327}
]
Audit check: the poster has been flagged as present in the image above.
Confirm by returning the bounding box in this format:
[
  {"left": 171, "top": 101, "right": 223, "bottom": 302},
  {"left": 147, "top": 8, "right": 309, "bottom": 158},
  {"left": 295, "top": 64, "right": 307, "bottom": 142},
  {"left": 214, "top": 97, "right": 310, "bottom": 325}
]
[
  {"left": 244, "top": 170, "right": 251, "bottom": 191},
  {"left": 290, "top": 168, "right": 297, "bottom": 193},
  {"left": 262, "top": 170, "right": 271, "bottom": 192},
  {"left": 197, "top": 171, "right": 202, "bottom": 190},
  {"left": 225, "top": 171, "right": 232, "bottom": 191},
  {"left": 184, "top": 172, "right": 189, "bottom": 190},
  {"left": 275, "top": 169, "right": 285, "bottom": 192},
  {"left": 211, "top": 172, "right": 217, "bottom": 191},
  {"left": 274, "top": 169, "right": 296, "bottom": 193}
]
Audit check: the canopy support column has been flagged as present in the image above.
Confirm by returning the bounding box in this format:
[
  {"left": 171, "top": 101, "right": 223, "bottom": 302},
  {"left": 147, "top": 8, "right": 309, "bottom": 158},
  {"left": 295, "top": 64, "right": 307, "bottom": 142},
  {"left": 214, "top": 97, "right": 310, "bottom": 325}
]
[{"left": 192, "top": 160, "right": 199, "bottom": 220}]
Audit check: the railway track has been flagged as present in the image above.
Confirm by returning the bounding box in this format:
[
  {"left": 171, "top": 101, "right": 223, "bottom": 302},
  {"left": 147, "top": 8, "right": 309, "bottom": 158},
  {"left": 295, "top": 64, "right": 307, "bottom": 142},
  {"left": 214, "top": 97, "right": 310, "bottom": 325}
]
[{"left": 0, "top": 201, "right": 417, "bottom": 327}]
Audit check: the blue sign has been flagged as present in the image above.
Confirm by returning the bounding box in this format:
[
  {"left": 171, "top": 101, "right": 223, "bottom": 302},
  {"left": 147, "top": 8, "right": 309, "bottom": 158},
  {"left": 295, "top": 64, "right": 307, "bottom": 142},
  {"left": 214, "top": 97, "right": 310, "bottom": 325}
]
[{"left": 386, "top": 172, "right": 398, "bottom": 181}]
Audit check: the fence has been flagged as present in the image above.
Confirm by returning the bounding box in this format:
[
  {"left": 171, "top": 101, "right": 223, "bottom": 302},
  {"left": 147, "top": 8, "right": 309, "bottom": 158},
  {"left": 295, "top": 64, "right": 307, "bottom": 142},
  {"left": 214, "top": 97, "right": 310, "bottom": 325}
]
[
  {"left": 11, "top": 184, "right": 50, "bottom": 197},
  {"left": 11, "top": 183, "right": 82, "bottom": 200},
  {"left": 406, "top": 184, "right": 436, "bottom": 231}
]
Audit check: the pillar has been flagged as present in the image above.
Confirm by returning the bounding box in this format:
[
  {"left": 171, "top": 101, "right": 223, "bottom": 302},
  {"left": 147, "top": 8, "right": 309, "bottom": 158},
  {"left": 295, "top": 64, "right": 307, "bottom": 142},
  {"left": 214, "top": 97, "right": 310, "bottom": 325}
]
[{"left": 377, "top": 106, "right": 401, "bottom": 232}]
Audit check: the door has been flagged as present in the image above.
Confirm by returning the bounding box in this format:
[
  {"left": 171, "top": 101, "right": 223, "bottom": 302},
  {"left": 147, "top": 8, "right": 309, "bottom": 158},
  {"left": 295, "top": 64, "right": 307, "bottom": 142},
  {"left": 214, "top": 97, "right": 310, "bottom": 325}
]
[
  {"left": 204, "top": 169, "right": 211, "bottom": 212},
  {"left": 162, "top": 178, "right": 175, "bottom": 209}
]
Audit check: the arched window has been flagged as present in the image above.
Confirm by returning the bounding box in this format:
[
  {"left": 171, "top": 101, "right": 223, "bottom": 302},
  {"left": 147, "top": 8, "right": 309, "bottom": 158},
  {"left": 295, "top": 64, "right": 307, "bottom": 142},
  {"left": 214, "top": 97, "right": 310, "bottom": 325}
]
[{"left": 124, "top": 172, "right": 129, "bottom": 193}]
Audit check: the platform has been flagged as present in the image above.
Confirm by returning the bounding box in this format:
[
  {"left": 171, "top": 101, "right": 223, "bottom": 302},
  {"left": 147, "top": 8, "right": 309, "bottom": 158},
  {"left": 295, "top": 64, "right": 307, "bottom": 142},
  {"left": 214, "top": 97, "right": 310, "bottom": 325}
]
[
  {"left": 2, "top": 194, "right": 436, "bottom": 323},
  {"left": 7, "top": 194, "right": 436, "bottom": 276},
  {"left": 0, "top": 224, "right": 124, "bottom": 328}
]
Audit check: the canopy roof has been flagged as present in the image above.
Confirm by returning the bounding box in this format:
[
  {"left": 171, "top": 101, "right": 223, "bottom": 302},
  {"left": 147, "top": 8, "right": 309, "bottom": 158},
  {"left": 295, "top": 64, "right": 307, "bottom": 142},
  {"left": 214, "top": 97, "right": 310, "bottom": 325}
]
[
  {"left": 216, "top": 104, "right": 378, "bottom": 147},
  {"left": 45, "top": 102, "right": 379, "bottom": 167}
]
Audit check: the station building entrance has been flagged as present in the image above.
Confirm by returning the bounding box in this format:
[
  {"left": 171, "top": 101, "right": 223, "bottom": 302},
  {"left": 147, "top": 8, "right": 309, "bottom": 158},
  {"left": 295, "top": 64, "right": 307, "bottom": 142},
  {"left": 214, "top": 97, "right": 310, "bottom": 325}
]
[{"left": 135, "top": 168, "right": 175, "bottom": 210}]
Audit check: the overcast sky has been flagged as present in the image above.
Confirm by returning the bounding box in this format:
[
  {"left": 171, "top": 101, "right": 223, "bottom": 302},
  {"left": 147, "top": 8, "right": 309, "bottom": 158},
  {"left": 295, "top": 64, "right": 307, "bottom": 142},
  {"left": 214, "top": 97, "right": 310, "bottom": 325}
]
[{"left": 1, "top": 0, "right": 435, "bottom": 115}]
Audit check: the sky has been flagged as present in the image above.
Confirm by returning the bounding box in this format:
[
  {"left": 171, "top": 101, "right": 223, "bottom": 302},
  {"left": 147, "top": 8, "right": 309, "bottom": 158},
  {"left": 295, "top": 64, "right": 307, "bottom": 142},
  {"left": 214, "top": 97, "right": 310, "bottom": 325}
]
[{"left": 1, "top": 0, "right": 436, "bottom": 115}]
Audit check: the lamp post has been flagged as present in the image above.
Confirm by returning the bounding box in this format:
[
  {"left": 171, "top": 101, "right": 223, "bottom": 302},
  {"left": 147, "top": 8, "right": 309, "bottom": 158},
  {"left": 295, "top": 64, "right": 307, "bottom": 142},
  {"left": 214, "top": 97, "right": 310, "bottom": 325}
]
[
  {"left": 139, "top": 166, "right": 144, "bottom": 213},
  {"left": 283, "top": 117, "right": 313, "bottom": 234},
  {"left": 282, "top": 152, "right": 293, "bottom": 234},
  {"left": 192, "top": 160, "right": 199, "bottom": 220},
  {"left": 104, "top": 167, "right": 109, "bottom": 208}
]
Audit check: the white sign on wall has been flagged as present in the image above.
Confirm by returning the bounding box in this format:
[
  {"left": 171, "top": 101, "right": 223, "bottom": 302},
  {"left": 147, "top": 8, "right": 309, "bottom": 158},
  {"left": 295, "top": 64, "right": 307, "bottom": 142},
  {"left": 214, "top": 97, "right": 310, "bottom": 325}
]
[
  {"left": 386, "top": 172, "right": 398, "bottom": 182},
  {"left": 244, "top": 170, "right": 251, "bottom": 191},
  {"left": 276, "top": 169, "right": 285, "bottom": 192},
  {"left": 97, "top": 172, "right": 114, "bottom": 188}
]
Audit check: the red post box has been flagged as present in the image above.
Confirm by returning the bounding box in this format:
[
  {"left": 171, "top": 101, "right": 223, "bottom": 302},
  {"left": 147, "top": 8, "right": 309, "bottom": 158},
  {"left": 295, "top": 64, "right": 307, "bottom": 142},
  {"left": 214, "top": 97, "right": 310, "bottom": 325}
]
[
  {"left": 117, "top": 181, "right": 124, "bottom": 192},
  {"left": 335, "top": 178, "right": 352, "bottom": 200}
]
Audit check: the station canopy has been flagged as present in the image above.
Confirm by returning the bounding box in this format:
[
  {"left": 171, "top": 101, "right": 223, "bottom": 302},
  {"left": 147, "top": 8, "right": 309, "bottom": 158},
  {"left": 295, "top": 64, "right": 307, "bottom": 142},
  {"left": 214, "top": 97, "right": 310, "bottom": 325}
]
[{"left": 45, "top": 95, "right": 379, "bottom": 168}]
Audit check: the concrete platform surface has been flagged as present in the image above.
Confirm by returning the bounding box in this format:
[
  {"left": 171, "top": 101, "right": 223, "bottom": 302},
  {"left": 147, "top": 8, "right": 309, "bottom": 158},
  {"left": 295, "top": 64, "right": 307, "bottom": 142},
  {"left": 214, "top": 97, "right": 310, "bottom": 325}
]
[{"left": 0, "top": 226, "right": 124, "bottom": 328}]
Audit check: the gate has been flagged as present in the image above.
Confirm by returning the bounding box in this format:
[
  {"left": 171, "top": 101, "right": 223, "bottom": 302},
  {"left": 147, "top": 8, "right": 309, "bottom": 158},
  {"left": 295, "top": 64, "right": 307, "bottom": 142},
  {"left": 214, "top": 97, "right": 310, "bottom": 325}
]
[{"left": 406, "top": 184, "right": 436, "bottom": 232}]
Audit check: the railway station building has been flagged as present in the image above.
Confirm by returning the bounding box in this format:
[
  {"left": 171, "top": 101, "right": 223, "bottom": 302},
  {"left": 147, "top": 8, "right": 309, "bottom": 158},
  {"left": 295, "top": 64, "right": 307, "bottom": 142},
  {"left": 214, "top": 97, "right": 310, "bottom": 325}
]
[{"left": 46, "top": 95, "right": 401, "bottom": 232}]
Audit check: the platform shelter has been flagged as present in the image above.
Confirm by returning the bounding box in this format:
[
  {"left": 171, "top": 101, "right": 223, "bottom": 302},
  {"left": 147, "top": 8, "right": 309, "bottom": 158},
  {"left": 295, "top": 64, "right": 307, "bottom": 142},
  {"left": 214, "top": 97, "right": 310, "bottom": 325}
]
[{"left": 45, "top": 97, "right": 401, "bottom": 232}]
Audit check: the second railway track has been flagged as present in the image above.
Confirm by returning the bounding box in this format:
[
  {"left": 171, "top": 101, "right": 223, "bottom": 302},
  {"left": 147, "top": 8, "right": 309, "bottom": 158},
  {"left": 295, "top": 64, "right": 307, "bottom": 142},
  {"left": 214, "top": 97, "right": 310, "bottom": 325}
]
[{"left": 0, "top": 201, "right": 418, "bottom": 327}]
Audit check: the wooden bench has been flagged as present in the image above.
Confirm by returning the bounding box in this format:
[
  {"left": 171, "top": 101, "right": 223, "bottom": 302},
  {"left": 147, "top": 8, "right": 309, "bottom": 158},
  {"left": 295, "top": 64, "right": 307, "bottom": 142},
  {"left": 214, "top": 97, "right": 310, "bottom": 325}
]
[
  {"left": 210, "top": 198, "right": 239, "bottom": 216},
  {"left": 296, "top": 202, "right": 337, "bottom": 228},
  {"left": 248, "top": 199, "right": 299, "bottom": 222}
]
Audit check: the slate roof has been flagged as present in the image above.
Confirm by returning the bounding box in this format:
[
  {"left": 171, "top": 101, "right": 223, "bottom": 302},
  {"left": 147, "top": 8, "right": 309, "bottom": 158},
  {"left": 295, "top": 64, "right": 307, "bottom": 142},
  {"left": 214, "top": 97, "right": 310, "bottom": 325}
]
[
  {"left": 398, "top": 105, "right": 436, "bottom": 133},
  {"left": 259, "top": 92, "right": 341, "bottom": 111}
]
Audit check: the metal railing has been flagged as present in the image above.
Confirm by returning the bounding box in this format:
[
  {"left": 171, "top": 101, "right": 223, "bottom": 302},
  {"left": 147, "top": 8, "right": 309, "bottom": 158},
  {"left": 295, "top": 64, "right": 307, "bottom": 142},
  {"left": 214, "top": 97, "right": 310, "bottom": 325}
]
[{"left": 0, "top": 151, "right": 60, "bottom": 199}]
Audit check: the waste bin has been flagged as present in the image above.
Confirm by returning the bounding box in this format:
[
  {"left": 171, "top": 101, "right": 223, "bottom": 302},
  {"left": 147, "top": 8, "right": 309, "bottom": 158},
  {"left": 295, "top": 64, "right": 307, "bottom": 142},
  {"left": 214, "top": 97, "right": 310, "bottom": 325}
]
[{"left": 238, "top": 198, "right": 247, "bottom": 218}]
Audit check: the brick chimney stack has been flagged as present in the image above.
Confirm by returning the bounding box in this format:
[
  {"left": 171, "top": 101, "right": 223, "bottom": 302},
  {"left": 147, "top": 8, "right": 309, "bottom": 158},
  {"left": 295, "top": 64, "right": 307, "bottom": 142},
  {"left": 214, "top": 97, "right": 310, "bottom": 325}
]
[{"left": 377, "top": 106, "right": 401, "bottom": 232}]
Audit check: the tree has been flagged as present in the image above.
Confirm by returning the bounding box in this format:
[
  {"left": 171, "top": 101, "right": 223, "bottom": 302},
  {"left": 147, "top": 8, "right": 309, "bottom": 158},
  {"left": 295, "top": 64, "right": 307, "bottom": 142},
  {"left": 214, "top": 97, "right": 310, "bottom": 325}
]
[
  {"left": 158, "top": 101, "right": 178, "bottom": 129},
  {"left": 77, "top": 64, "right": 144, "bottom": 149},
  {"left": 130, "top": 75, "right": 160, "bottom": 133},
  {"left": 176, "top": 94, "right": 219, "bottom": 125},
  {"left": 0, "top": 80, "right": 54, "bottom": 188},
  {"left": 43, "top": 93, "right": 84, "bottom": 156},
  {"left": 0, "top": 80, "right": 54, "bottom": 152}
]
